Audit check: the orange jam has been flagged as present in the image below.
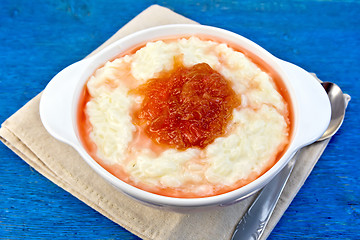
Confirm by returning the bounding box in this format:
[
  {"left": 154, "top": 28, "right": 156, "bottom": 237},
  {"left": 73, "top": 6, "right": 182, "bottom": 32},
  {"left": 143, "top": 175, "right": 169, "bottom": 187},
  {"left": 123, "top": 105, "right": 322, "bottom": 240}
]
[{"left": 131, "top": 61, "right": 241, "bottom": 150}]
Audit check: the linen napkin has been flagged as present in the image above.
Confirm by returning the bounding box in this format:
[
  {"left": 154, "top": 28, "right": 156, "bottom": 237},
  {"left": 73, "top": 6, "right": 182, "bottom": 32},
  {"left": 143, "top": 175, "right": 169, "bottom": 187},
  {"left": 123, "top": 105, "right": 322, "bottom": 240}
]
[{"left": 0, "top": 5, "right": 350, "bottom": 240}]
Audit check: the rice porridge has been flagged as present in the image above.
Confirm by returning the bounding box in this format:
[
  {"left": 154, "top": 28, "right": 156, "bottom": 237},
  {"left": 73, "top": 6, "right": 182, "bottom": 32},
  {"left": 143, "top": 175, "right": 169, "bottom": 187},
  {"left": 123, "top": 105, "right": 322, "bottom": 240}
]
[{"left": 78, "top": 36, "right": 291, "bottom": 198}]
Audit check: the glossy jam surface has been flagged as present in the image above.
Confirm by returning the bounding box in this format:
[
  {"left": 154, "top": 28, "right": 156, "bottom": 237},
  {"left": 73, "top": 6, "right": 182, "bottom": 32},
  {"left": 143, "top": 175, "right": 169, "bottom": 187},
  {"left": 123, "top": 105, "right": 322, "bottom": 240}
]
[{"left": 132, "top": 62, "right": 240, "bottom": 150}]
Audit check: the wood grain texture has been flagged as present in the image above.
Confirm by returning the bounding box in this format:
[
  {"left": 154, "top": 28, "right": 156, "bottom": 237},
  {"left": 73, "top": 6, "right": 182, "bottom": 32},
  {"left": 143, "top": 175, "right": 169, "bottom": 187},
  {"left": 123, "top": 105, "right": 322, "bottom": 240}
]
[{"left": 0, "top": 0, "right": 359, "bottom": 239}]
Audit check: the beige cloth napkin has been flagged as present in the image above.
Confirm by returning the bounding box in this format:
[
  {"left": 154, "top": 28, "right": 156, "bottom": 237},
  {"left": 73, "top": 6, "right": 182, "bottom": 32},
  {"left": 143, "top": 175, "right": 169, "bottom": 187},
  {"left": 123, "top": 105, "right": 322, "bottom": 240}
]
[{"left": 0, "top": 5, "right": 350, "bottom": 240}]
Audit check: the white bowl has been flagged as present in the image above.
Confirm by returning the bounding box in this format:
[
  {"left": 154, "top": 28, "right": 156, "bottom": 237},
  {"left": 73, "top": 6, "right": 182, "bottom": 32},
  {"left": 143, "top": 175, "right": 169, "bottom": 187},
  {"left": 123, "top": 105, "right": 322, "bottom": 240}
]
[{"left": 40, "top": 24, "right": 331, "bottom": 210}]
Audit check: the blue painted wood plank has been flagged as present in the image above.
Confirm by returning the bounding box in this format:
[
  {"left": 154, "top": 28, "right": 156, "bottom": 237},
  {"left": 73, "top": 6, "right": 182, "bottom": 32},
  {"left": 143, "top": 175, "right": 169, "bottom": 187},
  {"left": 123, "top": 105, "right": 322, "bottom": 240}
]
[{"left": 1, "top": 0, "right": 359, "bottom": 239}]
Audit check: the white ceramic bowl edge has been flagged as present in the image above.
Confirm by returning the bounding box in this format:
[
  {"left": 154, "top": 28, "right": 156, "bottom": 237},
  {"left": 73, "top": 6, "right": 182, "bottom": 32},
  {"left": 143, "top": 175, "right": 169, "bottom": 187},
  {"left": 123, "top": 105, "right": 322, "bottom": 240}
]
[{"left": 39, "top": 24, "right": 331, "bottom": 210}]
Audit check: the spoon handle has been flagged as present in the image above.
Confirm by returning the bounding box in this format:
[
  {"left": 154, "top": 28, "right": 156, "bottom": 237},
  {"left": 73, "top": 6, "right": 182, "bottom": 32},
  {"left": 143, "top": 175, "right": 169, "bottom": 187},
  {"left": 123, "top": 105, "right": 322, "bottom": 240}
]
[{"left": 231, "top": 152, "right": 299, "bottom": 240}]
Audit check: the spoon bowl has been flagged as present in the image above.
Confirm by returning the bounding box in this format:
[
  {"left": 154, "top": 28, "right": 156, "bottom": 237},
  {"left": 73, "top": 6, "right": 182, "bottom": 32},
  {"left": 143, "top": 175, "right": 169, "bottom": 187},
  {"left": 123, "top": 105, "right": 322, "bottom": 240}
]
[{"left": 318, "top": 82, "right": 346, "bottom": 141}]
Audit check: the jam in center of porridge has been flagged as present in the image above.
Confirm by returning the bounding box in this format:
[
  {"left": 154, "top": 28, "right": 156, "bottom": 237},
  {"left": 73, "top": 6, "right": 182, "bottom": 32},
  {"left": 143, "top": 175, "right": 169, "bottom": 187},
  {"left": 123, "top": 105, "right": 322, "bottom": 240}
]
[{"left": 132, "top": 61, "right": 240, "bottom": 150}]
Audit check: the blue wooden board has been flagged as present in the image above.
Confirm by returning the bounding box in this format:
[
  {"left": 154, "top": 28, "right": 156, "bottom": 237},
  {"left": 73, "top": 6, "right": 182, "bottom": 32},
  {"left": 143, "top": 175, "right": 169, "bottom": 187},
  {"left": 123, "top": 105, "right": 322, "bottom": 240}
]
[{"left": 1, "top": 0, "right": 359, "bottom": 239}]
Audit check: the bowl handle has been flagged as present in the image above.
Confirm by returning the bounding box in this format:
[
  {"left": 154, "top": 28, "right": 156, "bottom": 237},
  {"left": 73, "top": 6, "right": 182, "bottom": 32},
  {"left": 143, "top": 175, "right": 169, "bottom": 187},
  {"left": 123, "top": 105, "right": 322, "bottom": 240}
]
[
  {"left": 276, "top": 59, "right": 331, "bottom": 147},
  {"left": 39, "top": 58, "right": 91, "bottom": 147}
]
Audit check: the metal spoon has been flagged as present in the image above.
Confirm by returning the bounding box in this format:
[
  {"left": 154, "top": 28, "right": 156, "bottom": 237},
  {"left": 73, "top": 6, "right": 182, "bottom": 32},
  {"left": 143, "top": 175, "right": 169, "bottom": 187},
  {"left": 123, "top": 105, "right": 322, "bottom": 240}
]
[
  {"left": 317, "top": 82, "right": 346, "bottom": 141},
  {"left": 231, "top": 82, "right": 347, "bottom": 240}
]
